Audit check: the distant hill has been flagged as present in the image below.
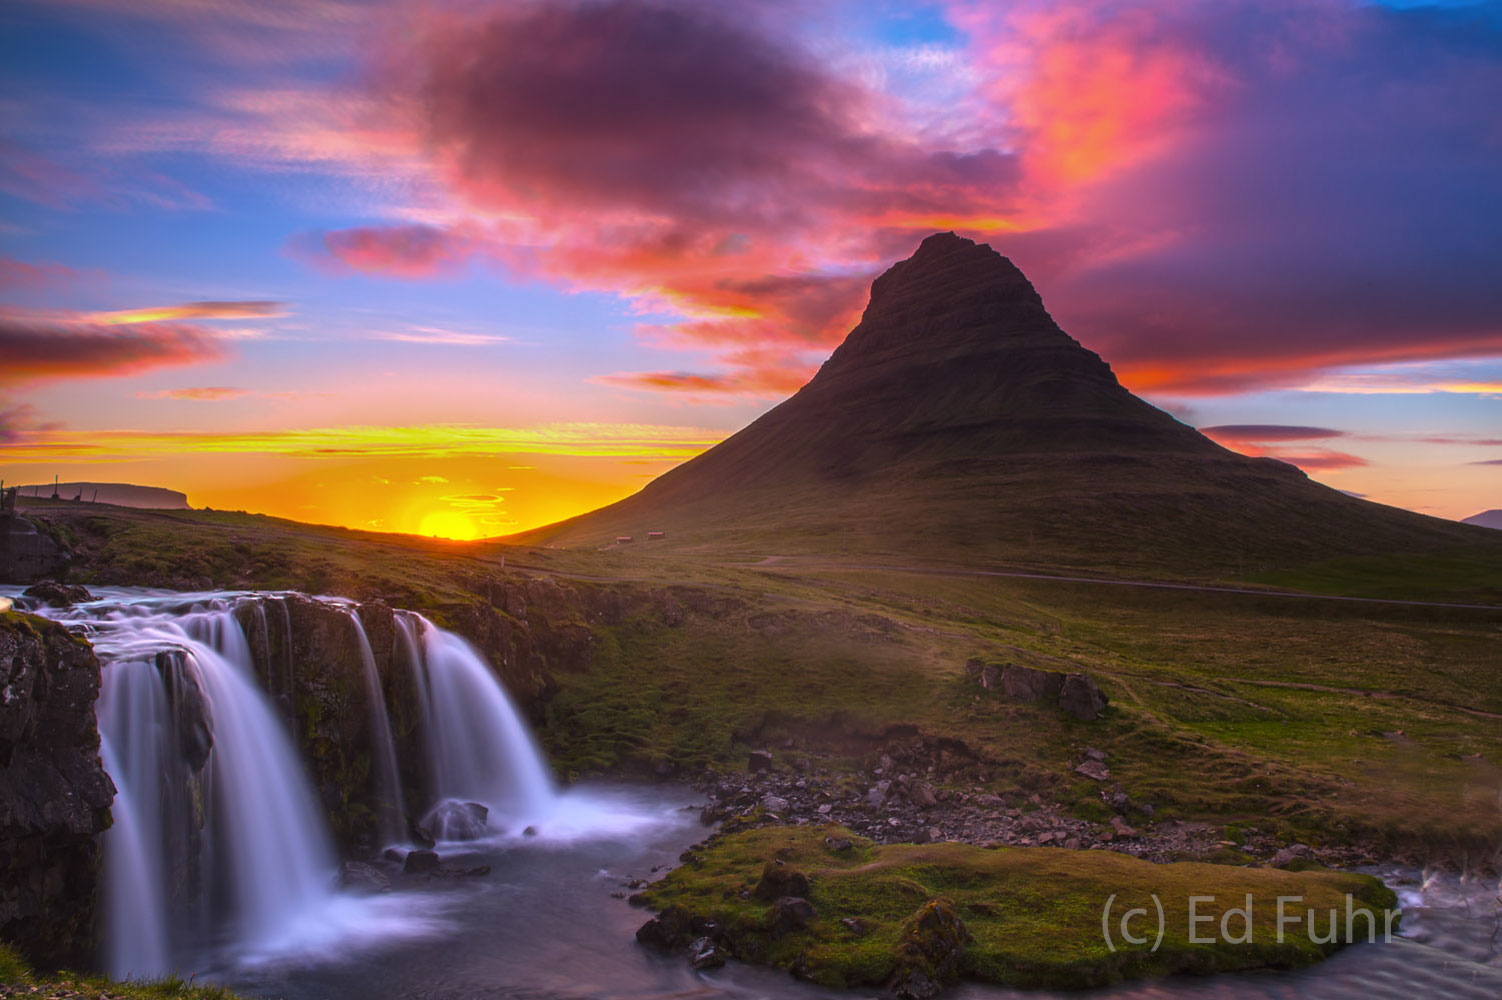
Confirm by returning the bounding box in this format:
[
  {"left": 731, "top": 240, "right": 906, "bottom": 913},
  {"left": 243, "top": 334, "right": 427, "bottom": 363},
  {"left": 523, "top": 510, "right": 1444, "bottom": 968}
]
[
  {"left": 14, "top": 482, "right": 190, "bottom": 509},
  {"left": 517, "top": 233, "right": 1502, "bottom": 579},
  {"left": 1463, "top": 510, "right": 1502, "bottom": 530}
]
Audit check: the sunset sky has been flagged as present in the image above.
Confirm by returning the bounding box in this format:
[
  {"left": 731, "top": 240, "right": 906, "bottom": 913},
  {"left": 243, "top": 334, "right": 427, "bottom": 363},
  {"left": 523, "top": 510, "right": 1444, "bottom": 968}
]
[{"left": 2, "top": 0, "right": 1499, "bottom": 539}]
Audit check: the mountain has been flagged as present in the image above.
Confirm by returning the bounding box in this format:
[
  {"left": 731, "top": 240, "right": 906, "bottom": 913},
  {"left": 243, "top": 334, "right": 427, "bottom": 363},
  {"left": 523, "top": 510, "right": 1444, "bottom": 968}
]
[
  {"left": 518, "top": 233, "right": 1501, "bottom": 578},
  {"left": 14, "top": 482, "right": 190, "bottom": 509},
  {"left": 1463, "top": 510, "right": 1502, "bottom": 530}
]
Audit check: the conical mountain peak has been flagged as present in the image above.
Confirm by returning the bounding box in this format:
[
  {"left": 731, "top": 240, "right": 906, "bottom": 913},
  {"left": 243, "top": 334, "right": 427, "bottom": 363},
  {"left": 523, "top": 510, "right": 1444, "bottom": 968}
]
[{"left": 518, "top": 233, "right": 1490, "bottom": 577}]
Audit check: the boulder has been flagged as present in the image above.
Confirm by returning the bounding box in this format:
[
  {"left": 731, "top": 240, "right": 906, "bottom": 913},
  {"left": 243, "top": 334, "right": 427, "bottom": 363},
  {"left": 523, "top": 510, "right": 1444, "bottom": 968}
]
[
  {"left": 908, "top": 781, "right": 939, "bottom": 809},
  {"left": 636, "top": 905, "right": 693, "bottom": 950},
  {"left": 748, "top": 749, "right": 774, "bottom": 772},
  {"left": 1000, "top": 664, "right": 1064, "bottom": 704},
  {"left": 403, "top": 849, "right": 442, "bottom": 874},
  {"left": 1270, "top": 844, "right": 1312, "bottom": 869},
  {"left": 420, "top": 799, "right": 490, "bottom": 841},
  {"left": 340, "top": 861, "right": 391, "bottom": 894},
  {"left": 769, "top": 896, "right": 817, "bottom": 938},
  {"left": 688, "top": 935, "right": 728, "bottom": 970},
  {"left": 1059, "top": 673, "right": 1109, "bottom": 721},
  {"left": 890, "top": 898, "right": 971, "bottom": 1000},
  {"left": 1074, "top": 760, "right": 1111, "bottom": 782},
  {"left": 753, "top": 862, "right": 810, "bottom": 901},
  {"left": 22, "top": 581, "right": 93, "bottom": 607}
]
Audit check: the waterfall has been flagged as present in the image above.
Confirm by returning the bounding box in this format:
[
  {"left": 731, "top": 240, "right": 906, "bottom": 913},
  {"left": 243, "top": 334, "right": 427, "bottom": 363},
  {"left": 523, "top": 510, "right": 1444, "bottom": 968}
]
[
  {"left": 16, "top": 587, "right": 561, "bottom": 975},
  {"left": 348, "top": 611, "right": 407, "bottom": 846},
  {"left": 55, "top": 596, "right": 337, "bottom": 976},
  {"left": 401, "top": 612, "right": 556, "bottom": 835},
  {"left": 96, "top": 659, "right": 172, "bottom": 978}
]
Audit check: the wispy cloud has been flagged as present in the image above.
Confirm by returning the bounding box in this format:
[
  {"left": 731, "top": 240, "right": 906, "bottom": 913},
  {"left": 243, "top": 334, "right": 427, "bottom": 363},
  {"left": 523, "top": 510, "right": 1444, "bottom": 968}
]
[
  {"left": 89, "top": 301, "right": 286, "bottom": 324},
  {"left": 134, "top": 386, "right": 253, "bottom": 401}
]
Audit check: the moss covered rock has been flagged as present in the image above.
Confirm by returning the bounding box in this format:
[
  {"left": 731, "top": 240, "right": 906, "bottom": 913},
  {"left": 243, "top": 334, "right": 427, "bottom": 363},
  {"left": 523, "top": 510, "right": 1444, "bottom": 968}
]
[{"left": 640, "top": 824, "right": 1400, "bottom": 992}]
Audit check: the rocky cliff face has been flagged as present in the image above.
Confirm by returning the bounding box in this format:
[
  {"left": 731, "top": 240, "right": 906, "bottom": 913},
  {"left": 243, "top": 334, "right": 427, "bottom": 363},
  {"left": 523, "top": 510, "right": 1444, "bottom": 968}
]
[
  {"left": 230, "top": 576, "right": 666, "bottom": 849},
  {"left": 0, "top": 515, "right": 69, "bottom": 584},
  {"left": 0, "top": 612, "right": 113, "bottom": 966}
]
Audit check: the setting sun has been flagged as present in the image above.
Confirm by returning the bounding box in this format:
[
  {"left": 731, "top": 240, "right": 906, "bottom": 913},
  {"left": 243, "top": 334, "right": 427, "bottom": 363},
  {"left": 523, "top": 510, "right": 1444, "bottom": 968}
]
[{"left": 416, "top": 510, "right": 482, "bottom": 540}]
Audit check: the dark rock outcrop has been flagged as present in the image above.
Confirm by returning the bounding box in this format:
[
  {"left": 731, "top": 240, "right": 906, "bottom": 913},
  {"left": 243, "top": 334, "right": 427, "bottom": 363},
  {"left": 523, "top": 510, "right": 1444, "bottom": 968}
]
[
  {"left": 969, "top": 659, "right": 1109, "bottom": 721},
  {"left": 0, "top": 517, "right": 69, "bottom": 584},
  {"left": 21, "top": 582, "right": 93, "bottom": 607},
  {"left": 1001, "top": 664, "right": 1064, "bottom": 704},
  {"left": 1058, "top": 673, "right": 1109, "bottom": 721},
  {"left": 0, "top": 613, "right": 113, "bottom": 966}
]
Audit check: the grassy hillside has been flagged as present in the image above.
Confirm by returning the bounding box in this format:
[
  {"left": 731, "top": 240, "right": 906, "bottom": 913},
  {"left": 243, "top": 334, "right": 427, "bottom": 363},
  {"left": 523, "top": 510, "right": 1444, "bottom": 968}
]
[{"left": 19, "top": 498, "right": 1502, "bottom": 860}]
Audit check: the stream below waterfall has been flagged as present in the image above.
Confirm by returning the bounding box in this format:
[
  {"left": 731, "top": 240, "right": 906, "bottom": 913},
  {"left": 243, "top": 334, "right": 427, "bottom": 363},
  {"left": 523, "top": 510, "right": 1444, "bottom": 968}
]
[{"left": 8, "top": 587, "right": 1501, "bottom": 1000}]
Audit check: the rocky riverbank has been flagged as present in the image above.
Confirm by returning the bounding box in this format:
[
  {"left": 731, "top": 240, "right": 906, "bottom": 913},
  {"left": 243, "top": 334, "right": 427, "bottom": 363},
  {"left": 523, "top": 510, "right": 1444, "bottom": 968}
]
[{"left": 692, "top": 731, "right": 1388, "bottom": 871}]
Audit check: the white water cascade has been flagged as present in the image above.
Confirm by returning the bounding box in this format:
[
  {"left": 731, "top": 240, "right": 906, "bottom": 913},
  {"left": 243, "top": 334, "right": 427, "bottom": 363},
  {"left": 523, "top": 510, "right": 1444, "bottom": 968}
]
[
  {"left": 17, "top": 588, "right": 563, "bottom": 977},
  {"left": 348, "top": 611, "right": 407, "bottom": 846},
  {"left": 71, "top": 597, "right": 338, "bottom": 977},
  {"left": 397, "top": 612, "right": 557, "bottom": 836}
]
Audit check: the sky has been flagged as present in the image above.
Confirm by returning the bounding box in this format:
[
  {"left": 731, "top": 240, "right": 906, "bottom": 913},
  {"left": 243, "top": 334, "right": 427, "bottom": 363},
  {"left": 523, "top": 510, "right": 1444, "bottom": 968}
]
[{"left": 1, "top": 0, "right": 1499, "bottom": 539}]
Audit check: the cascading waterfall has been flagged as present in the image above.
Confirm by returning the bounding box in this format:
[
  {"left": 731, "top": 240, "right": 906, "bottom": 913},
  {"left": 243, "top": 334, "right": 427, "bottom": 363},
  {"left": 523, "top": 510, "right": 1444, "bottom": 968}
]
[
  {"left": 398, "top": 611, "right": 557, "bottom": 836},
  {"left": 20, "top": 588, "right": 562, "bottom": 976},
  {"left": 348, "top": 611, "right": 407, "bottom": 846},
  {"left": 73, "top": 598, "right": 339, "bottom": 976},
  {"left": 95, "top": 660, "right": 171, "bottom": 978}
]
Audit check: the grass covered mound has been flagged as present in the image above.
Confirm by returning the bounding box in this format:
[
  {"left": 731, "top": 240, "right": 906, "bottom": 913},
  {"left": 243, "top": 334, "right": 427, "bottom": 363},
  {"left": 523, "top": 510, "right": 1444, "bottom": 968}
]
[
  {"left": 0, "top": 944, "right": 245, "bottom": 999},
  {"left": 639, "top": 826, "right": 1399, "bottom": 993}
]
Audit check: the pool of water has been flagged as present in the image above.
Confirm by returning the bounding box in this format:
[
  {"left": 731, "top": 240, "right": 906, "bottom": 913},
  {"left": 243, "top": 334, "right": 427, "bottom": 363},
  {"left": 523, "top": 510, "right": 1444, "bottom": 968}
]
[{"left": 206, "top": 783, "right": 1501, "bottom": 1000}]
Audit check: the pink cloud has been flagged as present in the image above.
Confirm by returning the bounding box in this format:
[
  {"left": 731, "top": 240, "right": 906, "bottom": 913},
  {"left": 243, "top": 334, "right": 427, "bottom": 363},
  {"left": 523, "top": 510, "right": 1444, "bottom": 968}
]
[
  {"left": 0, "top": 257, "right": 83, "bottom": 292},
  {"left": 277, "top": 0, "right": 1502, "bottom": 398},
  {"left": 0, "top": 313, "right": 227, "bottom": 385}
]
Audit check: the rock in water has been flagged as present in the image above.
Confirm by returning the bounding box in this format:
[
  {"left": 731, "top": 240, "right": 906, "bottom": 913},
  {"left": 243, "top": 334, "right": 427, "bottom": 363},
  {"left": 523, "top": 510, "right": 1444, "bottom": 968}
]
[
  {"left": 340, "top": 861, "right": 391, "bottom": 894},
  {"left": 403, "top": 849, "right": 441, "bottom": 874},
  {"left": 22, "top": 581, "right": 93, "bottom": 607},
  {"left": 688, "top": 936, "right": 728, "bottom": 970},
  {"left": 419, "top": 799, "right": 490, "bottom": 841},
  {"left": 636, "top": 906, "right": 693, "bottom": 950}
]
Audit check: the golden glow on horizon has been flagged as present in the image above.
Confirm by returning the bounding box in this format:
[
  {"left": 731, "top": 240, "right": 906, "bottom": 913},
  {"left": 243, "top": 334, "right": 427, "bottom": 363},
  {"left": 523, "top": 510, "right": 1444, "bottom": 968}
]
[
  {"left": 0, "top": 421, "right": 728, "bottom": 462},
  {"left": 417, "top": 509, "right": 484, "bottom": 540}
]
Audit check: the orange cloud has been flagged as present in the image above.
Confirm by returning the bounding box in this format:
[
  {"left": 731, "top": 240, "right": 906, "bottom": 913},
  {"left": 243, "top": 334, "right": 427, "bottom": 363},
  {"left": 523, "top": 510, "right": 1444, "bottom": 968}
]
[
  {"left": 89, "top": 301, "right": 285, "bottom": 324},
  {"left": 135, "top": 386, "right": 254, "bottom": 401}
]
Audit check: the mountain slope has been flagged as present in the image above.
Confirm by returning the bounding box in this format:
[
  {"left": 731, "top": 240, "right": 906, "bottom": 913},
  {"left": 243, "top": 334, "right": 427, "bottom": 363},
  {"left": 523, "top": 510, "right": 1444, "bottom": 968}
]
[
  {"left": 1463, "top": 510, "right": 1502, "bottom": 530},
  {"left": 519, "top": 233, "right": 1501, "bottom": 579}
]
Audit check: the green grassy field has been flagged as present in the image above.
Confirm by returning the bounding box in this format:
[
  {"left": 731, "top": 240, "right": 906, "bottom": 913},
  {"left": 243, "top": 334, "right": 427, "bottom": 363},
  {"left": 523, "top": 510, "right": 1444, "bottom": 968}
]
[{"left": 18, "top": 498, "right": 1502, "bottom": 857}]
